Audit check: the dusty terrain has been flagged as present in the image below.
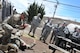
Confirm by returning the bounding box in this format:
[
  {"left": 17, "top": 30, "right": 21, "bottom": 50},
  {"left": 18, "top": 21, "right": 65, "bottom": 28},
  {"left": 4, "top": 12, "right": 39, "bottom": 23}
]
[{"left": 18, "top": 25, "right": 62, "bottom": 53}]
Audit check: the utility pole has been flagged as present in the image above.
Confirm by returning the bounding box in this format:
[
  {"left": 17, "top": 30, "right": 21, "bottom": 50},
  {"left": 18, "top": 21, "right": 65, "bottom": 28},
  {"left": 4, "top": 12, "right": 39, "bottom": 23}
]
[
  {"left": 43, "top": 0, "right": 59, "bottom": 18},
  {"left": 53, "top": 0, "right": 59, "bottom": 18}
]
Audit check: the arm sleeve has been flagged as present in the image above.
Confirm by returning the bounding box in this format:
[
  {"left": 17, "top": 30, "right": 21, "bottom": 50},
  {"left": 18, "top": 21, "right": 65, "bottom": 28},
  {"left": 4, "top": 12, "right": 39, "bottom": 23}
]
[
  {"left": 72, "top": 32, "right": 79, "bottom": 38},
  {"left": 3, "top": 16, "right": 11, "bottom": 24}
]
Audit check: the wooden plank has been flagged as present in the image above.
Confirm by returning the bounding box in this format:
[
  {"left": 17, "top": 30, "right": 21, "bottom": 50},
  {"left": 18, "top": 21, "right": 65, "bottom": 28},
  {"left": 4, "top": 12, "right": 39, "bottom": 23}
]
[
  {"left": 73, "top": 48, "right": 80, "bottom": 53},
  {"left": 57, "top": 36, "right": 80, "bottom": 47},
  {"left": 57, "top": 36, "right": 72, "bottom": 42},
  {"left": 49, "top": 44, "right": 70, "bottom": 53}
]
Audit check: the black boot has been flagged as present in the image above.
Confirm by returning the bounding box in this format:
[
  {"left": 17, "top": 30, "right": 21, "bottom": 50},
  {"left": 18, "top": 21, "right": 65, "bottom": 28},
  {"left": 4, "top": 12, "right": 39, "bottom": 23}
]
[{"left": 39, "top": 37, "right": 42, "bottom": 41}]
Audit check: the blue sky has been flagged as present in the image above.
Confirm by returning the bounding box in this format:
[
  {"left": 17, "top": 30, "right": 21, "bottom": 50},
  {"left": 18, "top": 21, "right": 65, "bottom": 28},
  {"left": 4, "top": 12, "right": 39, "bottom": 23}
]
[{"left": 9, "top": 0, "right": 80, "bottom": 22}]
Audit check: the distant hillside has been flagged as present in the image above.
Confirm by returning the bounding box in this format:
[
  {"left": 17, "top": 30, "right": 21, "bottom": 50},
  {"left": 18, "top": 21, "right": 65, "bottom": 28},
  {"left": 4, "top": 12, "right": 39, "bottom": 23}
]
[{"left": 40, "top": 17, "right": 80, "bottom": 27}]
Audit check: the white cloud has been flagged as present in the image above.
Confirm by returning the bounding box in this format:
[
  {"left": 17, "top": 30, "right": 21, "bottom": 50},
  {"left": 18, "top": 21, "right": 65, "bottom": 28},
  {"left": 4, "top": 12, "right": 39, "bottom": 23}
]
[
  {"left": 9, "top": 0, "right": 78, "bottom": 22},
  {"left": 18, "top": 0, "right": 29, "bottom": 8},
  {"left": 9, "top": 0, "right": 29, "bottom": 13}
]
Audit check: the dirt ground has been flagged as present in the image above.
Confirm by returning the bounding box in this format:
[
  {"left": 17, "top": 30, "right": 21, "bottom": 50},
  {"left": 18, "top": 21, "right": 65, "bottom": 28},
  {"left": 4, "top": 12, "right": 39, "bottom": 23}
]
[
  {"left": 19, "top": 36, "right": 51, "bottom": 53},
  {"left": 18, "top": 25, "right": 62, "bottom": 53},
  {"left": 19, "top": 36, "right": 63, "bottom": 53}
]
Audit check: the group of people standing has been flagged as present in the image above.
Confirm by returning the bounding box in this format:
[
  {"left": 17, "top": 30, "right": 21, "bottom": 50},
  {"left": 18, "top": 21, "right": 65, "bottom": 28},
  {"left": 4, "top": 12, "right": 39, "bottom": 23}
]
[
  {"left": 28, "top": 13, "right": 80, "bottom": 53},
  {"left": 28, "top": 13, "right": 54, "bottom": 43},
  {"left": 28, "top": 13, "right": 69, "bottom": 44}
]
